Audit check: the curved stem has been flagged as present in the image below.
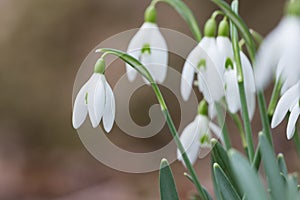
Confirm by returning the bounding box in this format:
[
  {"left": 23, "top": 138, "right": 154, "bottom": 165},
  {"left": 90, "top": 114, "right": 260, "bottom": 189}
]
[
  {"left": 267, "top": 79, "right": 283, "bottom": 118},
  {"left": 98, "top": 48, "right": 208, "bottom": 200},
  {"left": 151, "top": 0, "right": 202, "bottom": 42},
  {"left": 230, "top": 113, "right": 247, "bottom": 153},
  {"left": 215, "top": 103, "right": 231, "bottom": 150}
]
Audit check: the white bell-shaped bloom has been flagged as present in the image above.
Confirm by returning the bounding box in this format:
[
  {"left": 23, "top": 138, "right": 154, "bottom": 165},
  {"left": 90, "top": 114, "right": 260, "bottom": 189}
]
[
  {"left": 255, "top": 16, "right": 300, "bottom": 93},
  {"left": 181, "top": 37, "right": 224, "bottom": 103},
  {"left": 126, "top": 22, "right": 168, "bottom": 83},
  {"left": 177, "top": 114, "right": 222, "bottom": 165},
  {"left": 72, "top": 73, "right": 116, "bottom": 132},
  {"left": 217, "top": 36, "right": 256, "bottom": 119},
  {"left": 271, "top": 81, "right": 300, "bottom": 139}
]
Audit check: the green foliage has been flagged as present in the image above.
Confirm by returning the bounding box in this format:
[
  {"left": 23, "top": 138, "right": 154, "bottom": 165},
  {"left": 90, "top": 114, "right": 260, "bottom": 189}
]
[
  {"left": 213, "top": 163, "right": 241, "bottom": 200},
  {"left": 159, "top": 0, "right": 202, "bottom": 41},
  {"left": 159, "top": 159, "right": 179, "bottom": 200}
]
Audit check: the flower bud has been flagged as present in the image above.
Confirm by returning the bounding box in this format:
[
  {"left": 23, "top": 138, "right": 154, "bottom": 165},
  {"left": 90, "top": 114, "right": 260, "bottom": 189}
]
[
  {"left": 204, "top": 18, "right": 217, "bottom": 37},
  {"left": 218, "top": 18, "right": 230, "bottom": 37},
  {"left": 144, "top": 6, "right": 157, "bottom": 23},
  {"left": 94, "top": 58, "right": 106, "bottom": 74}
]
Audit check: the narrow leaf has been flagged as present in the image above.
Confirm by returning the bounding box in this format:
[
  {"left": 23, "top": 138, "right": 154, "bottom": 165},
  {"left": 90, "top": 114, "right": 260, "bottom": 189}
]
[
  {"left": 259, "top": 133, "right": 285, "bottom": 200},
  {"left": 286, "top": 174, "right": 300, "bottom": 200},
  {"left": 228, "top": 149, "right": 268, "bottom": 200},
  {"left": 161, "top": 0, "right": 202, "bottom": 41},
  {"left": 159, "top": 159, "right": 179, "bottom": 200},
  {"left": 277, "top": 153, "right": 288, "bottom": 177},
  {"left": 213, "top": 163, "right": 241, "bottom": 200},
  {"left": 211, "top": 139, "right": 240, "bottom": 196}
]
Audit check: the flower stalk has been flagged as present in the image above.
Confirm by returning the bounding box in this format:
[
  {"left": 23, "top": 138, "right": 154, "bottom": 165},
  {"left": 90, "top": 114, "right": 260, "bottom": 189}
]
[
  {"left": 230, "top": 0, "right": 254, "bottom": 161},
  {"left": 97, "top": 48, "right": 208, "bottom": 200}
]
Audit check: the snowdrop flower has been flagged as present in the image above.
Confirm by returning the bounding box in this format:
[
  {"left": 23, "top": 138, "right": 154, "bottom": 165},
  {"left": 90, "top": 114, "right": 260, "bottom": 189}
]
[
  {"left": 126, "top": 6, "right": 168, "bottom": 84},
  {"left": 217, "top": 36, "right": 256, "bottom": 119},
  {"left": 177, "top": 101, "right": 222, "bottom": 165},
  {"left": 181, "top": 18, "right": 224, "bottom": 104},
  {"left": 271, "top": 81, "right": 300, "bottom": 139},
  {"left": 217, "top": 19, "right": 256, "bottom": 119},
  {"left": 72, "top": 58, "right": 116, "bottom": 132},
  {"left": 254, "top": 1, "right": 300, "bottom": 93}
]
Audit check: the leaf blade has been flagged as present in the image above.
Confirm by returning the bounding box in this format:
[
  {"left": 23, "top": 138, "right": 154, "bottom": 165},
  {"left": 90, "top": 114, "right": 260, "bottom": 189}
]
[{"left": 159, "top": 159, "right": 179, "bottom": 200}]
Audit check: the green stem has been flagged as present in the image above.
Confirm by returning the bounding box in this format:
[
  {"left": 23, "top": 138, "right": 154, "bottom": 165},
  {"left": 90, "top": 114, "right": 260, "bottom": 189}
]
[
  {"left": 212, "top": 0, "right": 274, "bottom": 147},
  {"left": 230, "top": 113, "right": 247, "bottom": 153},
  {"left": 252, "top": 144, "right": 261, "bottom": 171},
  {"left": 238, "top": 82, "right": 255, "bottom": 161},
  {"left": 161, "top": 97, "right": 208, "bottom": 200},
  {"left": 151, "top": 0, "right": 202, "bottom": 42},
  {"left": 267, "top": 79, "right": 283, "bottom": 118},
  {"left": 230, "top": 0, "right": 255, "bottom": 161},
  {"left": 257, "top": 91, "right": 273, "bottom": 146},
  {"left": 215, "top": 103, "right": 231, "bottom": 150},
  {"left": 98, "top": 48, "right": 208, "bottom": 200}
]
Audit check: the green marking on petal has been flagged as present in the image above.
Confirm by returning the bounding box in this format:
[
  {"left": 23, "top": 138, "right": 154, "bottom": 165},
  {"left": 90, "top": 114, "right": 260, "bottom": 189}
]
[
  {"left": 141, "top": 43, "right": 151, "bottom": 55},
  {"left": 85, "top": 92, "right": 88, "bottom": 105},
  {"left": 225, "top": 58, "right": 234, "bottom": 70},
  {"left": 200, "top": 134, "right": 210, "bottom": 145},
  {"left": 197, "top": 59, "right": 206, "bottom": 70}
]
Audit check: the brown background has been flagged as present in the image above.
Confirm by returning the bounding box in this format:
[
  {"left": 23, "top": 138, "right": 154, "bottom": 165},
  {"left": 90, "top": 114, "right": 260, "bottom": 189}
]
[{"left": 0, "top": 0, "right": 298, "bottom": 199}]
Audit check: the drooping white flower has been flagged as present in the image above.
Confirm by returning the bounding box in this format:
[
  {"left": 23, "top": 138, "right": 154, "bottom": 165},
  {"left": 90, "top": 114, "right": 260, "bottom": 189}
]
[
  {"left": 216, "top": 36, "right": 256, "bottom": 119},
  {"left": 126, "top": 22, "right": 168, "bottom": 83},
  {"left": 177, "top": 114, "right": 222, "bottom": 165},
  {"left": 180, "top": 37, "right": 224, "bottom": 103},
  {"left": 271, "top": 81, "right": 300, "bottom": 139},
  {"left": 72, "top": 59, "right": 115, "bottom": 132},
  {"left": 254, "top": 16, "right": 300, "bottom": 93}
]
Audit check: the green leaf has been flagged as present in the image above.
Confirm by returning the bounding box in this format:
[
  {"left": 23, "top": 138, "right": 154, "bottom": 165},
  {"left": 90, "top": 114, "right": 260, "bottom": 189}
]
[
  {"left": 96, "top": 48, "right": 154, "bottom": 83},
  {"left": 160, "top": 0, "right": 202, "bottom": 42},
  {"left": 212, "top": 163, "right": 223, "bottom": 200},
  {"left": 213, "top": 163, "right": 241, "bottom": 200},
  {"left": 259, "top": 133, "right": 285, "bottom": 200},
  {"left": 159, "top": 159, "right": 179, "bottom": 200},
  {"left": 228, "top": 149, "right": 268, "bottom": 200},
  {"left": 211, "top": 139, "right": 240, "bottom": 195},
  {"left": 286, "top": 174, "right": 300, "bottom": 200},
  {"left": 210, "top": 0, "right": 256, "bottom": 62},
  {"left": 277, "top": 153, "right": 288, "bottom": 177}
]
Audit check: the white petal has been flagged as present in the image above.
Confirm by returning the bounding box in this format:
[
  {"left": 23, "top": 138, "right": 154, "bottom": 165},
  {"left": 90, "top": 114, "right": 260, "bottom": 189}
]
[
  {"left": 216, "top": 36, "right": 234, "bottom": 66},
  {"left": 241, "top": 52, "right": 256, "bottom": 93},
  {"left": 181, "top": 44, "right": 202, "bottom": 101},
  {"left": 177, "top": 119, "right": 200, "bottom": 166},
  {"left": 286, "top": 103, "right": 300, "bottom": 140},
  {"left": 127, "top": 22, "right": 168, "bottom": 83},
  {"left": 197, "top": 72, "right": 212, "bottom": 103},
  {"left": 224, "top": 69, "right": 240, "bottom": 114},
  {"left": 271, "top": 83, "right": 300, "bottom": 128},
  {"left": 103, "top": 81, "right": 116, "bottom": 132},
  {"left": 88, "top": 74, "right": 106, "bottom": 128},
  {"left": 72, "top": 81, "right": 89, "bottom": 129},
  {"left": 209, "top": 122, "right": 224, "bottom": 144},
  {"left": 254, "top": 18, "right": 286, "bottom": 90},
  {"left": 208, "top": 102, "right": 217, "bottom": 119},
  {"left": 246, "top": 91, "right": 256, "bottom": 120}
]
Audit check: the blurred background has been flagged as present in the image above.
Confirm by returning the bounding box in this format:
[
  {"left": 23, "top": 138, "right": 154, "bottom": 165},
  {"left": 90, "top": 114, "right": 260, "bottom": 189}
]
[{"left": 0, "top": 0, "right": 299, "bottom": 199}]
